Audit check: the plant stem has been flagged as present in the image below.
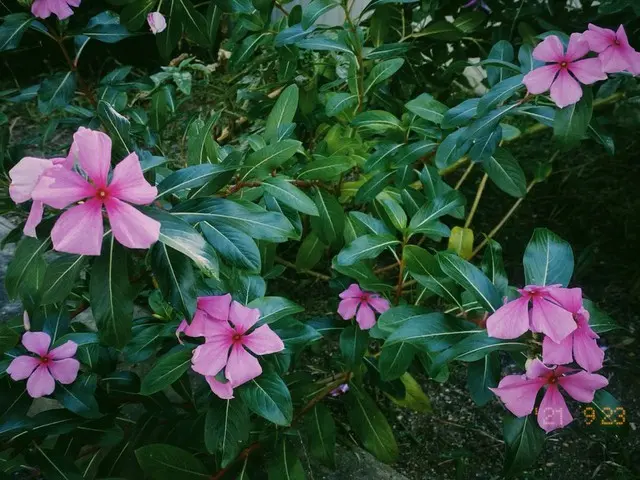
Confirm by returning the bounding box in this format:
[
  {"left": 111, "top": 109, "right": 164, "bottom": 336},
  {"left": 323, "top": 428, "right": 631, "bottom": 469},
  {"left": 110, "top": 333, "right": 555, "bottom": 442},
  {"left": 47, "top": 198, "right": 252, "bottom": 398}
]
[
  {"left": 394, "top": 237, "right": 407, "bottom": 304},
  {"left": 274, "top": 0, "right": 289, "bottom": 16},
  {"left": 275, "top": 256, "right": 331, "bottom": 281},
  {"left": 464, "top": 173, "right": 488, "bottom": 229},
  {"left": 454, "top": 162, "right": 474, "bottom": 190}
]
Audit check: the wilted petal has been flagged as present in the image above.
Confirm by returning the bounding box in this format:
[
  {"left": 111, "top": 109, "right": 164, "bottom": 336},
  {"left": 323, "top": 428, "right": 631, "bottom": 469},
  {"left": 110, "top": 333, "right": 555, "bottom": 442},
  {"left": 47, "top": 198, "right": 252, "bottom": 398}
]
[
  {"left": 225, "top": 344, "right": 262, "bottom": 387},
  {"left": 368, "top": 296, "right": 390, "bottom": 314},
  {"left": 51, "top": 199, "right": 104, "bottom": 255},
  {"left": 583, "top": 24, "right": 616, "bottom": 53},
  {"left": 530, "top": 297, "right": 577, "bottom": 343},
  {"left": 532, "top": 35, "right": 565, "bottom": 62},
  {"left": 48, "top": 358, "right": 80, "bottom": 384},
  {"left": 22, "top": 331, "right": 51, "bottom": 356},
  {"left": 108, "top": 152, "right": 158, "bottom": 205},
  {"left": 228, "top": 301, "right": 260, "bottom": 334},
  {"left": 24, "top": 201, "right": 45, "bottom": 238},
  {"left": 542, "top": 334, "right": 573, "bottom": 365},
  {"left": 489, "top": 374, "right": 546, "bottom": 417},
  {"left": 6, "top": 355, "right": 40, "bottom": 380},
  {"left": 49, "top": 340, "right": 78, "bottom": 360},
  {"left": 205, "top": 376, "right": 234, "bottom": 399},
  {"left": 197, "top": 294, "right": 232, "bottom": 322},
  {"left": 71, "top": 128, "right": 112, "bottom": 187},
  {"left": 26, "top": 365, "right": 56, "bottom": 398},
  {"left": 486, "top": 296, "right": 530, "bottom": 339},
  {"left": 544, "top": 286, "right": 583, "bottom": 313},
  {"left": 549, "top": 70, "right": 583, "bottom": 108},
  {"left": 523, "top": 65, "right": 559, "bottom": 94},
  {"left": 558, "top": 370, "right": 608, "bottom": 402},
  {"left": 337, "top": 298, "right": 360, "bottom": 320},
  {"left": 9, "top": 157, "right": 53, "bottom": 203},
  {"left": 191, "top": 340, "right": 230, "bottom": 377},
  {"left": 243, "top": 325, "right": 284, "bottom": 355},
  {"left": 568, "top": 58, "right": 607, "bottom": 84},
  {"left": 565, "top": 33, "right": 590, "bottom": 62},
  {"left": 339, "top": 284, "right": 364, "bottom": 299},
  {"left": 32, "top": 166, "right": 94, "bottom": 209},
  {"left": 355, "top": 304, "right": 376, "bottom": 330},
  {"left": 537, "top": 384, "right": 572, "bottom": 432},
  {"left": 104, "top": 198, "right": 160, "bottom": 250}
]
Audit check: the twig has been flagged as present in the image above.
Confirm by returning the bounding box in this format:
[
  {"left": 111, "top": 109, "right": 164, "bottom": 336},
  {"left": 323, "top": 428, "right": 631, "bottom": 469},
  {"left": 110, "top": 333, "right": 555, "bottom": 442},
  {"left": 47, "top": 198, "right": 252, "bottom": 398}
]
[
  {"left": 464, "top": 173, "right": 488, "bottom": 229},
  {"left": 275, "top": 256, "right": 331, "bottom": 281},
  {"left": 274, "top": 0, "right": 289, "bottom": 16},
  {"left": 454, "top": 162, "right": 475, "bottom": 190}
]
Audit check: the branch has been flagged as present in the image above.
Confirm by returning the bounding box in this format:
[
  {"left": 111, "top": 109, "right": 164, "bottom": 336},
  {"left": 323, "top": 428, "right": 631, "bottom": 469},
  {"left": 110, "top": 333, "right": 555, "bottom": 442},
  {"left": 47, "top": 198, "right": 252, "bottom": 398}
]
[{"left": 275, "top": 256, "right": 331, "bottom": 281}]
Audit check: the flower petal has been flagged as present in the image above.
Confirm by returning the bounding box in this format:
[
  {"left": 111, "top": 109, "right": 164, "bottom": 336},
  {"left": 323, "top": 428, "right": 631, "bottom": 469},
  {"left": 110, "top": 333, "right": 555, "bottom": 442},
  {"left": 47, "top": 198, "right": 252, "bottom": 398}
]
[
  {"left": 71, "top": 128, "right": 112, "bottom": 187},
  {"left": 337, "top": 298, "right": 360, "bottom": 320},
  {"left": 542, "top": 334, "right": 573, "bottom": 365},
  {"left": 544, "top": 286, "right": 583, "bottom": 313},
  {"left": 355, "top": 304, "right": 376, "bottom": 330},
  {"left": 48, "top": 340, "right": 78, "bottom": 360},
  {"left": 600, "top": 48, "right": 631, "bottom": 73},
  {"left": 51, "top": 199, "right": 104, "bottom": 255},
  {"left": 525, "top": 358, "right": 555, "bottom": 379},
  {"left": 489, "top": 374, "right": 546, "bottom": 417},
  {"left": 228, "top": 301, "right": 260, "bottom": 334},
  {"left": 24, "top": 201, "right": 45, "bottom": 238},
  {"left": 537, "top": 384, "right": 572, "bottom": 432},
  {"left": 225, "top": 344, "right": 262, "bottom": 387},
  {"left": 532, "top": 35, "right": 565, "bottom": 62},
  {"left": 568, "top": 58, "right": 607, "bottom": 85},
  {"left": 583, "top": 24, "right": 615, "bottom": 53},
  {"left": 486, "top": 296, "right": 531, "bottom": 339},
  {"left": 339, "top": 284, "right": 364, "bottom": 299},
  {"left": 183, "top": 309, "right": 234, "bottom": 339},
  {"left": 27, "top": 365, "right": 55, "bottom": 398},
  {"left": 9, "top": 157, "right": 53, "bottom": 203},
  {"left": 565, "top": 33, "right": 590, "bottom": 62},
  {"left": 32, "top": 166, "right": 94, "bottom": 209},
  {"left": 205, "top": 376, "right": 234, "bottom": 399},
  {"left": 368, "top": 296, "right": 390, "bottom": 314},
  {"left": 549, "top": 69, "right": 583, "bottom": 108},
  {"left": 572, "top": 328, "right": 604, "bottom": 372},
  {"left": 558, "top": 371, "right": 608, "bottom": 402},
  {"left": 530, "top": 297, "right": 577, "bottom": 343},
  {"left": 104, "top": 198, "right": 160, "bottom": 250},
  {"left": 48, "top": 358, "right": 80, "bottom": 384},
  {"left": 242, "top": 325, "right": 284, "bottom": 355},
  {"left": 6, "top": 355, "right": 40, "bottom": 380},
  {"left": 108, "top": 152, "right": 158, "bottom": 205},
  {"left": 191, "top": 340, "right": 230, "bottom": 377},
  {"left": 22, "top": 331, "right": 51, "bottom": 356},
  {"left": 197, "top": 294, "right": 232, "bottom": 322},
  {"left": 523, "top": 65, "right": 560, "bottom": 94}
]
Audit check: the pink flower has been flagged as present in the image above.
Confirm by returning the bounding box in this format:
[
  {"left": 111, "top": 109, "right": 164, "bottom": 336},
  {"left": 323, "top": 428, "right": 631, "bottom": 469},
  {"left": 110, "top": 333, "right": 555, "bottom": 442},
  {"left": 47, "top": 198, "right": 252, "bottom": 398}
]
[
  {"left": 9, "top": 155, "right": 72, "bottom": 237},
  {"left": 582, "top": 24, "right": 640, "bottom": 75},
  {"left": 486, "top": 284, "right": 581, "bottom": 344},
  {"left": 32, "top": 128, "right": 160, "bottom": 255},
  {"left": 337, "top": 284, "right": 390, "bottom": 330},
  {"left": 490, "top": 359, "right": 608, "bottom": 432},
  {"left": 6, "top": 331, "right": 80, "bottom": 398},
  {"left": 330, "top": 383, "right": 350, "bottom": 397},
  {"left": 147, "top": 12, "right": 167, "bottom": 34},
  {"left": 190, "top": 298, "right": 285, "bottom": 399},
  {"left": 31, "top": 0, "right": 81, "bottom": 20},
  {"left": 543, "top": 307, "right": 604, "bottom": 372},
  {"left": 523, "top": 33, "right": 607, "bottom": 108},
  {"left": 176, "top": 294, "right": 232, "bottom": 340}
]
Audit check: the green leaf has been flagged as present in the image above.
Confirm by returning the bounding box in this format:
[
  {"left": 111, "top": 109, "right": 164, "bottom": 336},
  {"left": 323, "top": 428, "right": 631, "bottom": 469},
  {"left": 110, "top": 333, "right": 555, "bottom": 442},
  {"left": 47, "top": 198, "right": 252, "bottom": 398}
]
[
  {"left": 240, "top": 139, "right": 301, "bottom": 180},
  {"left": 583, "top": 299, "right": 617, "bottom": 334},
  {"left": 405, "top": 93, "right": 447, "bottom": 125},
  {"left": 150, "top": 85, "right": 176, "bottom": 131},
  {"left": 302, "top": 0, "right": 339, "bottom": 29},
  {"left": 229, "top": 32, "right": 272, "bottom": 70},
  {"left": 204, "top": 399, "right": 249, "bottom": 466},
  {"left": 355, "top": 171, "right": 394, "bottom": 204},
  {"left": 503, "top": 414, "right": 545, "bottom": 478},
  {"left": 309, "top": 190, "right": 344, "bottom": 244},
  {"left": 38, "top": 72, "right": 76, "bottom": 115},
  {"left": 453, "top": 11, "right": 486, "bottom": 32},
  {"left": 441, "top": 98, "right": 479, "bottom": 129},
  {"left": 365, "top": 42, "right": 411, "bottom": 60},
  {"left": 5, "top": 236, "right": 49, "bottom": 300},
  {"left": 377, "top": 194, "right": 407, "bottom": 231},
  {"left": 295, "top": 232, "right": 325, "bottom": 271},
  {"left": 247, "top": 296, "right": 304, "bottom": 324},
  {"left": 123, "top": 324, "right": 165, "bottom": 363},
  {"left": 391, "top": 140, "right": 437, "bottom": 168},
  {"left": 97, "top": 100, "right": 133, "bottom": 155},
  {"left": 158, "top": 163, "right": 235, "bottom": 197},
  {"left": 344, "top": 383, "right": 398, "bottom": 463},
  {"left": 469, "top": 126, "right": 502, "bottom": 163},
  {"left": 303, "top": 403, "right": 336, "bottom": 467},
  {"left": 337, "top": 234, "right": 400, "bottom": 266},
  {"left": 262, "top": 177, "right": 318, "bottom": 216},
  {"left": 416, "top": 20, "right": 463, "bottom": 40},
  {"left": 523, "top": 228, "right": 574, "bottom": 287},
  {"left": 487, "top": 40, "right": 515, "bottom": 86},
  {"left": 90, "top": 237, "right": 134, "bottom": 349},
  {"left": 408, "top": 190, "right": 465, "bottom": 237},
  {"left": 481, "top": 239, "right": 509, "bottom": 297},
  {"left": 297, "top": 156, "right": 353, "bottom": 180},
  {"left": 590, "top": 389, "right": 629, "bottom": 432},
  {"left": 351, "top": 111, "right": 402, "bottom": 134},
  {"left": 553, "top": 89, "right": 593, "bottom": 149},
  {"left": 268, "top": 439, "right": 306, "bottom": 480},
  {"left": 467, "top": 352, "right": 500, "bottom": 406},
  {"left": 41, "top": 254, "right": 86, "bottom": 305},
  {"left": 297, "top": 36, "right": 353, "bottom": 55},
  {"left": 187, "top": 111, "right": 222, "bottom": 165},
  {"left": 437, "top": 252, "right": 502, "bottom": 312},
  {"left": 150, "top": 243, "right": 197, "bottom": 319},
  {"left": 135, "top": 444, "right": 208, "bottom": 480},
  {"left": 379, "top": 342, "right": 416, "bottom": 380},
  {"left": 0, "top": 324, "right": 19, "bottom": 354},
  {"left": 140, "top": 347, "right": 193, "bottom": 395},
  {"left": 477, "top": 75, "right": 525, "bottom": 116},
  {"left": 176, "top": 0, "right": 210, "bottom": 45},
  {"left": 265, "top": 84, "right": 299, "bottom": 142},
  {"left": 325, "top": 92, "right": 358, "bottom": 117},
  {"left": 200, "top": 222, "right": 260, "bottom": 272},
  {"left": 340, "top": 325, "right": 368, "bottom": 368},
  {"left": 55, "top": 382, "right": 101, "bottom": 419},
  {"left": 238, "top": 372, "right": 293, "bottom": 426},
  {"left": 364, "top": 58, "right": 404, "bottom": 96},
  {"left": 0, "top": 13, "right": 33, "bottom": 52},
  {"left": 120, "top": 0, "right": 156, "bottom": 30},
  {"left": 26, "top": 445, "right": 83, "bottom": 480},
  {"left": 81, "top": 11, "right": 134, "bottom": 43},
  {"left": 482, "top": 147, "right": 527, "bottom": 197},
  {"left": 404, "top": 245, "right": 462, "bottom": 306}
]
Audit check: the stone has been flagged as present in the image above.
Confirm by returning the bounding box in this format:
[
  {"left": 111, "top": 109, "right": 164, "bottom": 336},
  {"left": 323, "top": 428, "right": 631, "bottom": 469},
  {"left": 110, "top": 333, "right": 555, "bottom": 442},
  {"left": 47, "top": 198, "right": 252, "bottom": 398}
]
[{"left": 312, "top": 445, "right": 410, "bottom": 480}]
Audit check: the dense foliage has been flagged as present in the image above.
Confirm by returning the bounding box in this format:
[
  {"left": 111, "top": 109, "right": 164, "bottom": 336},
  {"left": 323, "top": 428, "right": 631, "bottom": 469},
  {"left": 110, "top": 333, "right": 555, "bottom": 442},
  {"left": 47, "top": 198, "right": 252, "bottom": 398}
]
[{"left": 0, "top": 0, "right": 637, "bottom": 478}]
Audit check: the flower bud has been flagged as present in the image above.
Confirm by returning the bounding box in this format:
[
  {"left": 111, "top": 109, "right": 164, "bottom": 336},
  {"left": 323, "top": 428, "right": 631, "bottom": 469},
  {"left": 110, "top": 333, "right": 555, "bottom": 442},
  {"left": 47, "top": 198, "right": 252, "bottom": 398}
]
[{"left": 147, "top": 12, "right": 167, "bottom": 35}]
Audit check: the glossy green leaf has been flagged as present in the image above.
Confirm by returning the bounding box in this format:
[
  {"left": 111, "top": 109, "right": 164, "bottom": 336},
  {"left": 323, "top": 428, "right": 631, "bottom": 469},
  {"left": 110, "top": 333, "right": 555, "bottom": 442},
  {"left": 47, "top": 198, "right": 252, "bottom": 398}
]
[
  {"left": 5, "top": 236, "right": 49, "bottom": 300},
  {"left": 467, "top": 352, "right": 500, "bottom": 406},
  {"left": 150, "top": 243, "right": 197, "bottom": 319},
  {"left": 481, "top": 239, "right": 509, "bottom": 297},
  {"left": 262, "top": 177, "right": 319, "bottom": 215},
  {"left": 97, "top": 100, "right": 133, "bottom": 155},
  {"left": 265, "top": 84, "right": 299, "bottom": 141},
  {"left": 0, "top": 13, "right": 33, "bottom": 52},
  {"left": 503, "top": 414, "right": 545, "bottom": 478},
  {"left": 441, "top": 98, "right": 479, "bottom": 129},
  {"left": 297, "top": 156, "right": 353, "bottom": 180},
  {"left": 41, "top": 254, "right": 86, "bottom": 305},
  {"left": 337, "top": 234, "right": 399, "bottom": 266},
  {"left": 482, "top": 147, "right": 527, "bottom": 198},
  {"left": 340, "top": 325, "right": 368, "bottom": 368},
  {"left": 200, "top": 222, "right": 260, "bottom": 272},
  {"left": 405, "top": 93, "right": 448, "bottom": 125},
  {"left": 135, "top": 444, "right": 208, "bottom": 479},
  {"left": 302, "top": 0, "right": 339, "bottom": 29},
  {"left": 309, "top": 190, "right": 344, "bottom": 244},
  {"left": 487, "top": 40, "right": 515, "bottom": 86},
  {"left": 38, "top": 71, "right": 77, "bottom": 114},
  {"left": 238, "top": 372, "right": 293, "bottom": 426},
  {"left": 240, "top": 139, "right": 301, "bottom": 180},
  {"left": 523, "top": 228, "right": 574, "bottom": 287},
  {"left": 205, "top": 398, "right": 249, "bottom": 465},
  {"left": 140, "top": 347, "right": 193, "bottom": 395},
  {"left": 303, "top": 403, "right": 336, "bottom": 467},
  {"left": 364, "top": 58, "right": 404, "bottom": 95},
  {"left": 295, "top": 232, "right": 325, "bottom": 271},
  {"left": 554, "top": 89, "right": 593, "bottom": 149},
  {"left": 408, "top": 190, "right": 465, "bottom": 237},
  {"left": 355, "top": 171, "right": 394, "bottom": 204}
]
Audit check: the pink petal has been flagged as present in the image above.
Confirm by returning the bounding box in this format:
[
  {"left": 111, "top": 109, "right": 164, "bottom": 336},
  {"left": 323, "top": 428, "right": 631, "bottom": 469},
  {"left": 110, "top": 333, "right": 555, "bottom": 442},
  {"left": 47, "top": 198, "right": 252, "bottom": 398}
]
[
  {"left": 337, "top": 298, "right": 360, "bottom": 320},
  {"left": 51, "top": 199, "right": 104, "bottom": 255},
  {"left": 22, "top": 331, "right": 51, "bottom": 356},
  {"left": 205, "top": 376, "right": 234, "bottom": 399},
  {"left": 228, "top": 301, "right": 260, "bottom": 334},
  {"left": 108, "top": 152, "right": 158, "bottom": 205},
  {"left": 225, "top": 344, "right": 262, "bottom": 387},
  {"left": 31, "top": 166, "right": 94, "bottom": 209},
  {"left": 48, "top": 340, "right": 78, "bottom": 360},
  {"left": 544, "top": 286, "right": 583, "bottom": 313},
  {"left": 489, "top": 374, "right": 546, "bottom": 417},
  {"left": 615, "top": 25, "right": 631, "bottom": 48},
  {"left": 549, "top": 69, "right": 583, "bottom": 108},
  {"left": 525, "top": 358, "right": 555, "bottom": 379},
  {"left": 26, "top": 364, "right": 55, "bottom": 398},
  {"left": 339, "top": 284, "right": 364, "bottom": 299},
  {"left": 565, "top": 33, "right": 590, "bottom": 62},
  {"left": 568, "top": 58, "right": 607, "bottom": 84},
  {"left": 627, "top": 51, "right": 640, "bottom": 75},
  {"left": 583, "top": 24, "right": 615, "bottom": 53},
  {"left": 49, "top": 0, "right": 74, "bottom": 19},
  {"left": 197, "top": 294, "right": 232, "bottom": 322},
  {"left": 182, "top": 310, "right": 234, "bottom": 338},
  {"left": 542, "top": 334, "right": 573, "bottom": 365},
  {"left": 522, "top": 65, "right": 560, "bottom": 94},
  {"left": 24, "top": 201, "right": 44, "bottom": 237},
  {"left": 530, "top": 297, "right": 577, "bottom": 343},
  {"left": 242, "top": 325, "right": 284, "bottom": 355},
  {"left": 486, "top": 296, "right": 531, "bottom": 339},
  {"left": 48, "top": 358, "right": 80, "bottom": 384},
  {"left": 147, "top": 12, "right": 167, "bottom": 34},
  {"left": 191, "top": 340, "right": 231, "bottom": 377},
  {"left": 71, "top": 128, "right": 112, "bottom": 187},
  {"left": 600, "top": 48, "right": 629, "bottom": 73},
  {"left": 537, "top": 384, "right": 572, "bottom": 432},
  {"left": 572, "top": 328, "right": 604, "bottom": 372},
  {"left": 6, "top": 355, "right": 41, "bottom": 380},
  {"left": 533, "top": 35, "right": 565, "bottom": 62},
  {"left": 9, "top": 157, "right": 53, "bottom": 203},
  {"left": 104, "top": 198, "right": 160, "bottom": 250},
  {"left": 31, "top": 0, "right": 53, "bottom": 18},
  {"left": 355, "top": 304, "right": 376, "bottom": 330},
  {"left": 558, "top": 371, "right": 608, "bottom": 402},
  {"left": 367, "top": 296, "right": 390, "bottom": 314}
]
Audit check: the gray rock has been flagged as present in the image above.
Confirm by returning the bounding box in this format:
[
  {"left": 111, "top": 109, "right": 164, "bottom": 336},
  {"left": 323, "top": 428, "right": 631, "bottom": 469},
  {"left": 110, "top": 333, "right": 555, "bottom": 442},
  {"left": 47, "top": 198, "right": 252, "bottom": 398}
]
[
  {"left": 0, "top": 217, "right": 22, "bottom": 322},
  {"left": 312, "top": 445, "right": 410, "bottom": 480}
]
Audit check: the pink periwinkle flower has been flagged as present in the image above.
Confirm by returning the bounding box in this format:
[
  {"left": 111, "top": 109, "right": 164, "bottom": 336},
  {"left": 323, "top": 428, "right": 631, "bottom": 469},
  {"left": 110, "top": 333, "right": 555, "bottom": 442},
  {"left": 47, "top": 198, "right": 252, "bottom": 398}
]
[
  {"left": 185, "top": 295, "right": 285, "bottom": 399},
  {"left": 523, "top": 33, "right": 607, "bottom": 108},
  {"left": 543, "top": 307, "right": 604, "bottom": 372},
  {"left": 337, "top": 284, "right": 390, "bottom": 330},
  {"left": 330, "top": 383, "right": 350, "bottom": 397},
  {"left": 31, "top": 0, "right": 81, "bottom": 20},
  {"left": 490, "top": 359, "right": 608, "bottom": 432},
  {"left": 6, "top": 332, "right": 80, "bottom": 398},
  {"left": 486, "top": 284, "right": 582, "bottom": 344},
  {"left": 583, "top": 24, "right": 640, "bottom": 75},
  {"left": 147, "top": 12, "right": 167, "bottom": 34},
  {"left": 31, "top": 127, "right": 160, "bottom": 256}
]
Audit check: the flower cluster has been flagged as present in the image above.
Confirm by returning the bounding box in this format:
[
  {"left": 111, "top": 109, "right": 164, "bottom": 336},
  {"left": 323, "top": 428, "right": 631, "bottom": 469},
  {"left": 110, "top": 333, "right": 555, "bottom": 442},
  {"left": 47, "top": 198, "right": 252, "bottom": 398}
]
[
  {"left": 486, "top": 284, "right": 607, "bottom": 431},
  {"left": 31, "top": 0, "right": 81, "bottom": 20},
  {"left": 177, "top": 294, "right": 285, "bottom": 399},
  {"left": 337, "top": 284, "right": 390, "bottom": 330},
  {"left": 524, "top": 24, "right": 640, "bottom": 108}
]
